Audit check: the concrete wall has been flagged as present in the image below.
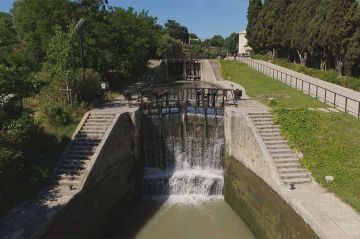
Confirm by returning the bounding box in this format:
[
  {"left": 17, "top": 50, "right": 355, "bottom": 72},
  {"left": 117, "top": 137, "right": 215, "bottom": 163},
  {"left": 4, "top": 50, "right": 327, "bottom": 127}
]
[
  {"left": 224, "top": 156, "right": 318, "bottom": 239},
  {"left": 41, "top": 111, "right": 143, "bottom": 238},
  {"left": 238, "top": 32, "right": 248, "bottom": 54},
  {"left": 224, "top": 108, "right": 318, "bottom": 239},
  {"left": 201, "top": 60, "right": 218, "bottom": 84}
]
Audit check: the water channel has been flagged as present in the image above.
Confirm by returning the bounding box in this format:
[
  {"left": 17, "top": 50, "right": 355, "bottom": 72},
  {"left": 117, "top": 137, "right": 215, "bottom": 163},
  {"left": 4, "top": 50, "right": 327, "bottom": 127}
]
[{"left": 104, "top": 81, "right": 255, "bottom": 238}]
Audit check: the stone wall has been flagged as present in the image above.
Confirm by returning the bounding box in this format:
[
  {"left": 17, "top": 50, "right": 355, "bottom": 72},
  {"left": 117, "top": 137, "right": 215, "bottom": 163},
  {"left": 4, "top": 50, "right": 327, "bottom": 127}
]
[
  {"left": 224, "top": 156, "right": 318, "bottom": 239},
  {"left": 224, "top": 108, "right": 318, "bottom": 239},
  {"left": 41, "top": 111, "right": 143, "bottom": 238}
]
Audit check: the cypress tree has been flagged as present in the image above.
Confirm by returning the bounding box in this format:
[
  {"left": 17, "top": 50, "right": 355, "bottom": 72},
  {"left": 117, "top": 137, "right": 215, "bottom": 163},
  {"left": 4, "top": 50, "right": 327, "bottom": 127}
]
[{"left": 247, "top": 0, "right": 263, "bottom": 52}]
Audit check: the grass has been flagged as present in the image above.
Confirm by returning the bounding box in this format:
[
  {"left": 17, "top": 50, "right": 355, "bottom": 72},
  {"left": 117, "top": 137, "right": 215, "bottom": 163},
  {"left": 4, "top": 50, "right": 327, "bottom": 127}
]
[
  {"left": 220, "top": 60, "right": 326, "bottom": 109},
  {"left": 221, "top": 59, "right": 360, "bottom": 212},
  {"left": 0, "top": 98, "right": 83, "bottom": 216},
  {"left": 252, "top": 54, "right": 360, "bottom": 91}
]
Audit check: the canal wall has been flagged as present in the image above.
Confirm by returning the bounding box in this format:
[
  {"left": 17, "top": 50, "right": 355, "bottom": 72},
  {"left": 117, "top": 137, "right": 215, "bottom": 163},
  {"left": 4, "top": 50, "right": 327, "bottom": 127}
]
[
  {"left": 224, "top": 108, "right": 317, "bottom": 238},
  {"left": 40, "top": 110, "right": 143, "bottom": 238}
]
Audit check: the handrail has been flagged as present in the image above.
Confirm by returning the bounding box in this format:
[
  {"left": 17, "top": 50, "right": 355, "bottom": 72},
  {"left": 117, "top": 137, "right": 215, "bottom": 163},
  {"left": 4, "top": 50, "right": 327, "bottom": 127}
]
[{"left": 237, "top": 57, "right": 360, "bottom": 119}]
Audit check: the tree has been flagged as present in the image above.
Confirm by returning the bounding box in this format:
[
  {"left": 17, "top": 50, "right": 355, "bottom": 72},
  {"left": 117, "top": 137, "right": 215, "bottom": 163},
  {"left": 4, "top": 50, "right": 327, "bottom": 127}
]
[
  {"left": 318, "top": 0, "right": 356, "bottom": 76},
  {"left": 246, "top": 0, "right": 263, "bottom": 52},
  {"left": 12, "top": 0, "right": 72, "bottom": 70},
  {"left": 164, "top": 20, "right": 189, "bottom": 44},
  {"left": 210, "top": 35, "right": 224, "bottom": 48},
  {"left": 0, "top": 13, "right": 17, "bottom": 66},
  {"left": 290, "top": 0, "right": 321, "bottom": 65},
  {"left": 344, "top": 2, "right": 360, "bottom": 76},
  {"left": 224, "top": 33, "right": 239, "bottom": 54},
  {"left": 157, "top": 34, "right": 183, "bottom": 58}
]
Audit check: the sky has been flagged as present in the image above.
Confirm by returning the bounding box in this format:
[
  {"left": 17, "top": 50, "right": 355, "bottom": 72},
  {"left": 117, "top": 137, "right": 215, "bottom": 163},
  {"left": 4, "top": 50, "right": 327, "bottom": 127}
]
[{"left": 0, "top": 0, "right": 249, "bottom": 39}]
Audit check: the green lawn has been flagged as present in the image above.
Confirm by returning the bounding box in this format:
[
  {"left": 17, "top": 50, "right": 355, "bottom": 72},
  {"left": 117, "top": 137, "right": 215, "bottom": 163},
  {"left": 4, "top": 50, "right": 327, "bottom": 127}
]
[
  {"left": 220, "top": 60, "right": 326, "bottom": 109},
  {"left": 221, "top": 60, "right": 360, "bottom": 212}
]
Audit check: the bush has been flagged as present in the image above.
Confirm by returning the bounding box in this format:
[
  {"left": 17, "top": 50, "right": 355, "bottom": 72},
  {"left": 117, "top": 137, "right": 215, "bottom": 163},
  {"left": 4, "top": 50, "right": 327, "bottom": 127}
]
[
  {"left": 38, "top": 81, "right": 71, "bottom": 124},
  {"left": 74, "top": 69, "right": 103, "bottom": 104}
]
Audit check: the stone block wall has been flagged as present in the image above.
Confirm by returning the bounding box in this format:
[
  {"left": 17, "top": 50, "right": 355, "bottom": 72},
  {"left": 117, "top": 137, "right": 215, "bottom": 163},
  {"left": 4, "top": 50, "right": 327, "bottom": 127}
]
[{"left": 41, "top": 111, "right": 143, "bottom": 238}]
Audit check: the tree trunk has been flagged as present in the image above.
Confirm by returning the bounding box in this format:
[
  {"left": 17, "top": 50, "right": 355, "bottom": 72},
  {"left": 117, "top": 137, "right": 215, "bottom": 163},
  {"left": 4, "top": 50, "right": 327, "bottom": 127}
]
[
  {"left": 320, "top": 58, "right": 327, "bottom": 71},
  {"left": 297, "top": 50, "right": 308, "bottom": 66},
  {"left": 335, "top": 57, "right": 344, "bottom": 76}
]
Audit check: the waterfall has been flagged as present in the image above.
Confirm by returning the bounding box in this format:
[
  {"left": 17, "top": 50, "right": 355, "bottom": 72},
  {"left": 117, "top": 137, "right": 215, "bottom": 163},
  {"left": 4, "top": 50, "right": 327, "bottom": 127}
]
[{"left": 141, "top": 111, "right": 224, "bottom": 203}]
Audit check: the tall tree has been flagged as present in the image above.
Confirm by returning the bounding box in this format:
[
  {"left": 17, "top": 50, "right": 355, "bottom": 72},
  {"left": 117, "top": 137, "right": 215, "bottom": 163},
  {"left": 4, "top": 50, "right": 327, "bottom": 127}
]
[
  {"left": 246, "top": 0, "right": 263, "bottom": 52},
  {"left": 164, "top": 20, "right": 189, "bottom": 44},
  {"left": 12, "top": 0, "right": 72, "bottom": 70},
  {"left": 319, "top": 0, "right": 356, "bottom": 76},
  {"left": 224, "top": 33, "right": 239, "bottom": 54}
]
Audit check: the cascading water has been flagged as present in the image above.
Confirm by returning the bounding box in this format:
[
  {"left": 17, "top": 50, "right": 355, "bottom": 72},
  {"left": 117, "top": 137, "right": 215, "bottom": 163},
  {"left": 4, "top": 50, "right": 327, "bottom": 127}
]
[{"left": 141, "top": 110, "right": 225, "bottom": 202}]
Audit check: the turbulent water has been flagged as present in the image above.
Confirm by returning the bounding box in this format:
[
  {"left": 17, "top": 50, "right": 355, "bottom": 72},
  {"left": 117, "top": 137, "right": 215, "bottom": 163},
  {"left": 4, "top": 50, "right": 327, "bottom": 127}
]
[{"left": 141, "top": 111, "right": 224, "bottom": 202}]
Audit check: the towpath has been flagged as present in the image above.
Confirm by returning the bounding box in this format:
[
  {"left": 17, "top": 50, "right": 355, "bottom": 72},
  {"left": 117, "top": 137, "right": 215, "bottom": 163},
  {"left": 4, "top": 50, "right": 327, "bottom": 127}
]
[{"left": 236, "top": 58, "right": 360, "bottom": 118}]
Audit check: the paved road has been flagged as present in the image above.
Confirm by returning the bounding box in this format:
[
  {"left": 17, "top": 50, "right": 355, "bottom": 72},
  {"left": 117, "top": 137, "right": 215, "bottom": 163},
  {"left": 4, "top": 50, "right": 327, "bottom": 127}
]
[{"left": 235, "top": 57, "right": 360, "bottom": 118}]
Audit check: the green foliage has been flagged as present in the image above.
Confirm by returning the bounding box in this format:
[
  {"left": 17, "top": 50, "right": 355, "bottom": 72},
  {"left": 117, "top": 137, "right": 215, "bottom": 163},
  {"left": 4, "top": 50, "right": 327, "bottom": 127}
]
[
  {"left": 74, "top": 69, "right": 103, "bottom": 103},
  {"left": 210, "top": 35, "right": 224, "bottom": 48},
  {"left": 164, "top": 19, "right": 189, "bottom": 44},
  {"left": 37, "top": 80, "right": 71, "bottom": 124},
  {"left": 224, "top": 33, "right": 239, "bottom": 54},
  {"left": 274, "top": 109, "right": 360, "bottom": 212},
  {"left": 271, "top": 57, "right": 360, "bottom": 91},
  {"left": 247, "top": 0, "right": 360, "bottom": 77},
  {"left": 157, "top": 34, "right": 183, "bottom": 58}
]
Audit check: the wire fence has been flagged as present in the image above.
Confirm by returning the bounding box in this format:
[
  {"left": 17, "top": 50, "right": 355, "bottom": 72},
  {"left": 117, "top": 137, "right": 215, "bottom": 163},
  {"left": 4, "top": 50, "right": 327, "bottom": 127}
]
[{"left": 237, "top": 57, "right": 360, "bottom": 119}]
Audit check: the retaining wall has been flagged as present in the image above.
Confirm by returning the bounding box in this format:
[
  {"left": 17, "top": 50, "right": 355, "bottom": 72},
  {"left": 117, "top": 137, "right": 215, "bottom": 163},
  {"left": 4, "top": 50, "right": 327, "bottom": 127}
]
[{"left": 40, "top": 111, "right": 143, "bottom": 238}]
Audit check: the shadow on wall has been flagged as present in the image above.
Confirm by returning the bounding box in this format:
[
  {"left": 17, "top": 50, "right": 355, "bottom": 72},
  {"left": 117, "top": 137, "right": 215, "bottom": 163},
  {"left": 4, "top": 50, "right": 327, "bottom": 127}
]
[{"left": 41, "top": 112, "right": 143, "bottom": 238}]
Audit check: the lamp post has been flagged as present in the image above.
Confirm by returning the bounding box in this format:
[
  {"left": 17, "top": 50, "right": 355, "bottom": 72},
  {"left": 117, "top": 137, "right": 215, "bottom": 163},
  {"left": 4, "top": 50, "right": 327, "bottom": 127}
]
[{"left": 75, "top": 18, "right": 86, "bottom": 80}]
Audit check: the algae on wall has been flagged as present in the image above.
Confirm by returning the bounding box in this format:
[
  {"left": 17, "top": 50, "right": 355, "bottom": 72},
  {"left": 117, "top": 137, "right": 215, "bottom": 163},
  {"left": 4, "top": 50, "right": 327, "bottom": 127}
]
[{"left": 224, "top": 156, "right": 319, "bottom": 239}]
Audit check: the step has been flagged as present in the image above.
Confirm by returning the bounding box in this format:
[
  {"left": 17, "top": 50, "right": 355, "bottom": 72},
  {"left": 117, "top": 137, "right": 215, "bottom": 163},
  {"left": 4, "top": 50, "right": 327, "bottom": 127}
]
[
  {"left": 67, "top": 149, "right": 95, "bottom": 154},
  {"left": 56, "top": 180, "right": 80, "bottom": 190},
  {"left": 258, "top": 129, "right": 281, "bottom": 134},
  {"left": 269, "top": 150, "right": 293, "bottom": 155},
  {"left": 85, "top": 119, "right": 113, "bottom": 123},
  {"left": 57, "top": 168, "right": 84, "bottom": 175},
  {"left": 249, "top": 112, "right": 272, "bottom": 116},
  {"left": 278, "top": 168, "right": 307, "bottom": 174},
  {"left": 70, "top": 145, "right": 97, "bottom": 151},
  {"left": 275, "top": 162, "right": 301, "bottom": 169},
  {"left": 73, "top": 137, "right": 101, "bottom": 145},
  {"left": 280, "top": 172, "right": 309, "bottom": 179},
  {"left": 274, "top": 158, "right": 299, "bottom": 164},
  {"left": 256, "top": 126, "right": 280, "bottom": 130},
  {"left": 58, "top": 163, "right": 87, "bottom": 170},
  {"left": 260, "top": 133, "right": 282, "bottom": 137},
  {"left": 264, "top": 140, "right": 288, "bottom": 145},
  {"left": 76, "top": 134, "right": 103, "bottom": 139},
  {"left": 267, "top": 145, "right": 290, "bottom": 150},
  {"left": 262, "top": 137, "right": 284, "bottom": 142},
  {"left": 249, "top": 115, "right": 273, "bottom": 119},
  {"left": 272, "top": 154, "right": 297, "bottom": 159},
  {"left": 252, "top": 119, "right": 273, "bottom": 123},
  {"left": 88, "top": 115, "right": 114, "bottom": 119},
  {"left": 78, "top": 130, "right": 106, "bottom": 135},
  {"left": 84, "top": 122, "right": 111, "bottom": 127},
  {"left": 283, "top": 177, "right": 311, "bottom": 185},
  {"left": 61, "top": 159, "right": 88, "bottom": 166},
  {"left": 254, "top": 122, "right": 274, "bottom": 126},
  {"left": 82, "top": 126, "right": 109, "bottom": 131},
  {"left": 55, "top": 174, "right": 81, "bottom": 181},
  {"left": 65, "top": 155, "right": 92, "bottom": 160}
]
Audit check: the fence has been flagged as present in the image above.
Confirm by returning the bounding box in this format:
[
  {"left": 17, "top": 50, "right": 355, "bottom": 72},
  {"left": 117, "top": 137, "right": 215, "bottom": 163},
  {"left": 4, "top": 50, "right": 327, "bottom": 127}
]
[{"left": 237, "top": 57, "right": 360, "bottom": 119}]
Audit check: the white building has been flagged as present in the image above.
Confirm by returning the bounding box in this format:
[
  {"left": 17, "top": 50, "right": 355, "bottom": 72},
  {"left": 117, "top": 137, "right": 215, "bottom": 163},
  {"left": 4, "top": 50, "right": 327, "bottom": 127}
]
[{"left": 238, "top": 30, "right": 252, "bottom": 55}]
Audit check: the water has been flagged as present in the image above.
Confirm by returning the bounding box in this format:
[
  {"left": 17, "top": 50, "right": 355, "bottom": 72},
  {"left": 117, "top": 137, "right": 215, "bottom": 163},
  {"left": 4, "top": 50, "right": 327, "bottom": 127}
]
[
  {"left": 141, "top": 113, "right": 224, "bottom": 201},
  {"left": 108, "top": 199, "right": 255, "bottom": 239},
  {"left": 103, "top": 110, "right": 254, "bottom": 238}
]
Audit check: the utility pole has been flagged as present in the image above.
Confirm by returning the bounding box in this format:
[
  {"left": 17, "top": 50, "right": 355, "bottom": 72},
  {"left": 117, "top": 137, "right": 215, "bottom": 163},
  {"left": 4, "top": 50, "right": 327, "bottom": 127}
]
[{"left": 75, "top": 18, "right": 86, "bottom": 80}]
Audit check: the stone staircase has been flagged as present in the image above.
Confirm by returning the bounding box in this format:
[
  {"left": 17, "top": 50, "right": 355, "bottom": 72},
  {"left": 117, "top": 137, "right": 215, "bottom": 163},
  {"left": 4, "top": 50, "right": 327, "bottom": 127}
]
[
  {"left": 249, "top": 112, "right": 311, "bottom": 185},
  {"left": 208, "top": 60, "right": 223, "bottom": 81},
  {"left": 53, "top": 112, "right": 117, "bottom": 191}
]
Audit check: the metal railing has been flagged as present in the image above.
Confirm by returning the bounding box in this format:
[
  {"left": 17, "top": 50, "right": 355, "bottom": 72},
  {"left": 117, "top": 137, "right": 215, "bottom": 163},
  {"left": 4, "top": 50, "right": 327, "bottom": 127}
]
[{"left": 237, "top": 57, "right": 360, "bottom": 118}]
